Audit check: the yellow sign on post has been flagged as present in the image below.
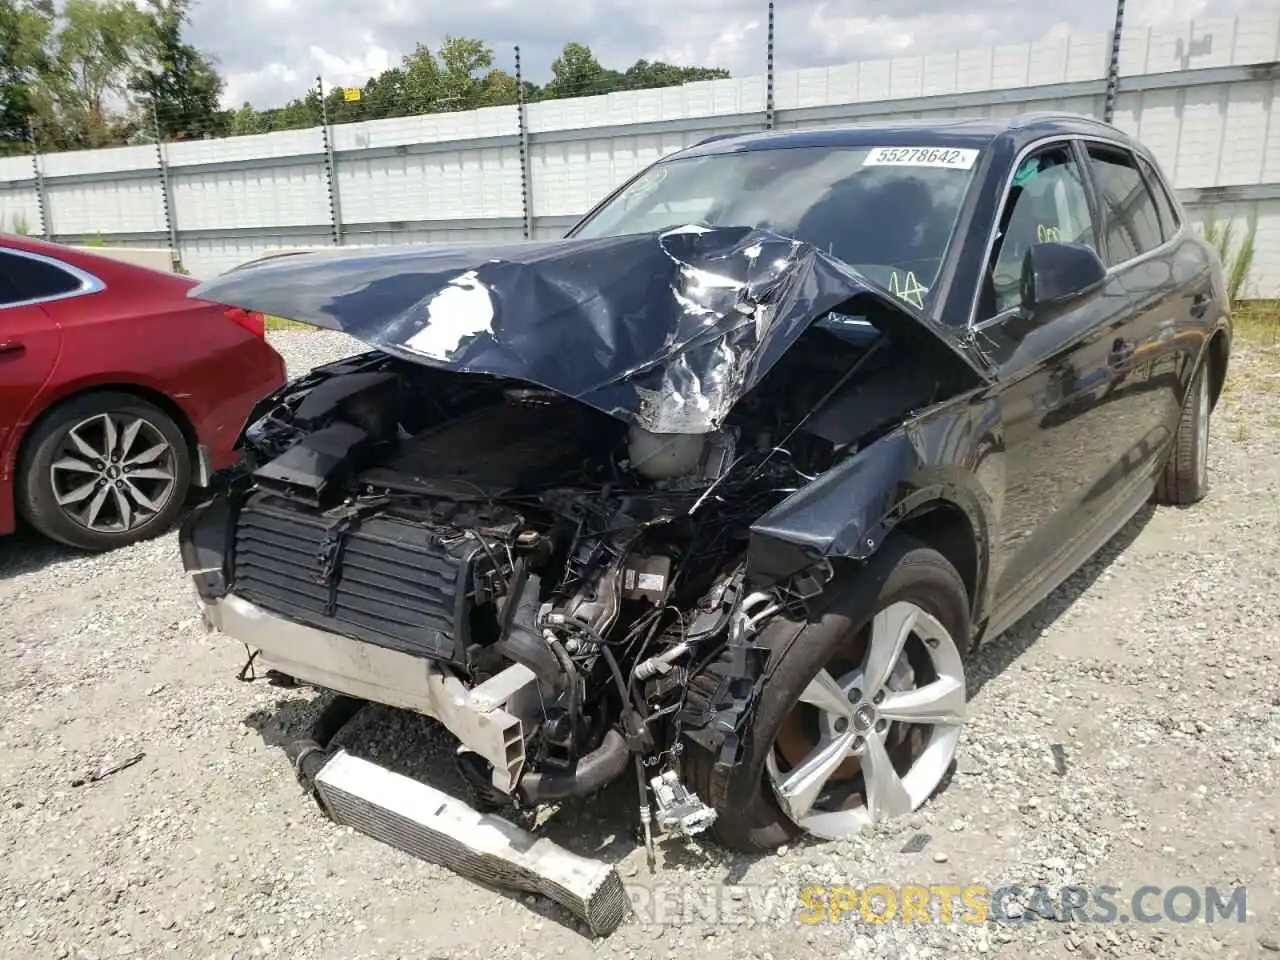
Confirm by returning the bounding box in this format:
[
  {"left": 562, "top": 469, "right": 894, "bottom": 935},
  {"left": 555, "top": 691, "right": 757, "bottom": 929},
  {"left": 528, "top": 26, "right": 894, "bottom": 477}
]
[{"left": 343, "top": 87, "right": 362, "bottom": 102}]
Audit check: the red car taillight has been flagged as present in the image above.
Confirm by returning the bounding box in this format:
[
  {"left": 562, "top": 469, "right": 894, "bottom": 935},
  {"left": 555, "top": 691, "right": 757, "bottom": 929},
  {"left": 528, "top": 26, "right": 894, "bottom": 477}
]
[{"left": 225, "top": 307, "right": 266, "bottom": 338}]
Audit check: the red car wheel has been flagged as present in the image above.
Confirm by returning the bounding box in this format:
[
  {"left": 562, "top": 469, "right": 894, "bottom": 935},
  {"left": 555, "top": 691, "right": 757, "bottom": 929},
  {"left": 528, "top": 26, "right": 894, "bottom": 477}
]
[{"left": 18, "top": 391, "right": 192, "bottom": 551}]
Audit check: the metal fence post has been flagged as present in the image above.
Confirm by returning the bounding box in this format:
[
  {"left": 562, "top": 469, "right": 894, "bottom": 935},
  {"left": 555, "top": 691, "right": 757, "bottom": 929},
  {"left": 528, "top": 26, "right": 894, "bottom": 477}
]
[
  {"left": 151, "top": 106, "right": 182, "bottom": 272},
  {"left": 27, "top": 123, "right": 51, "bottom": 240},
  {"left": 317, "top": 76, "right": 343, "bottom": 245},
  {"left": 765, "top": 1, "right": 776, "bottom": 130},
  {"left": 515, "top": 45, "right": 533, "bottom": 240},
  {"left": 1103, "top": 0, "right": 1126, "bottom": 123}
]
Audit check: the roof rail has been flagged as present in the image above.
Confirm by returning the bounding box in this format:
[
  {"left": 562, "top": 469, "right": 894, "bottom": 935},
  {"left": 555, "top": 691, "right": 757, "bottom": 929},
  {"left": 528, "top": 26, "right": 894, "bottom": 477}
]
[
  {"left": 1008, "top": 109, "right": 1106, "bottom": 127},
  {"left": 690, "top": 132, "right": 744, "bottom": 148}
]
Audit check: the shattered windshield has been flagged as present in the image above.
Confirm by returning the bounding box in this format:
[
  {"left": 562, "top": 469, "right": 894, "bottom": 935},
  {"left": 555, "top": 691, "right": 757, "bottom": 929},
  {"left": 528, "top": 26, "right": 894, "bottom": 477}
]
[{"left": 571, "top": 144, "right": 979, "bottom": 309}]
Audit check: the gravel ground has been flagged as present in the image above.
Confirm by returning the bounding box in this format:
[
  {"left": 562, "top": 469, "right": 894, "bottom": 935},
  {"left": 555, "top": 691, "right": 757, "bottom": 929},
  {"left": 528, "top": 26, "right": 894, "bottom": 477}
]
[{"left": 2, "top": 329, "right": 1278, "bottom": 960}]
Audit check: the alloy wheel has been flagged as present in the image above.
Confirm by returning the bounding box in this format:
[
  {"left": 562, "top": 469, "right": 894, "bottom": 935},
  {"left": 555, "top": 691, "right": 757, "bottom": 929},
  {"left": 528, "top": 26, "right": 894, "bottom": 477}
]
[
  {"left": 765, "top": 600, "right": 966, "bottom": 839},
  {"left": 48, "top": 412, "right": 178, "bottom": 533}
]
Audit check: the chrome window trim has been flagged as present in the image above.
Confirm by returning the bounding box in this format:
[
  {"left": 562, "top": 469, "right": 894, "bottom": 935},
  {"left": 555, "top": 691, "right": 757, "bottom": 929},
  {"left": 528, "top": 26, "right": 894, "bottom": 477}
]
[
  {"left": 0, "top": 247, "right": 106, "bottom": 311},
  {"left": 966, "top": 131, "right": 1180, "bottom": 330}
]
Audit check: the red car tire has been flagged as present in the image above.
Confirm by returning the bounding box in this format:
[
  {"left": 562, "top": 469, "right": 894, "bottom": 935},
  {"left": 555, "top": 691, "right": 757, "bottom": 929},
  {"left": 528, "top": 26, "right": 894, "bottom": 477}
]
[{"left": 18, "top": 391, "right": 192, "bottom": 551}]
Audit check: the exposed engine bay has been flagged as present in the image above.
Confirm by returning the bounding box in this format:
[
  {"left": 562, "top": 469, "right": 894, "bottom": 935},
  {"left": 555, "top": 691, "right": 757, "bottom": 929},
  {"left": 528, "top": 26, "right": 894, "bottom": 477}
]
[
  {"left": 177, "top": 212, "right": 1000, "bottom": 881},
  {"left": 182, "top": 298, "right": 960, "bottom": 853}
]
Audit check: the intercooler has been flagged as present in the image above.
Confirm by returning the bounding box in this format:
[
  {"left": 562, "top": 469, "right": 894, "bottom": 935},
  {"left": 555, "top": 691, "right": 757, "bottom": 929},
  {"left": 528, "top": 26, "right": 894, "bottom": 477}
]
[{"left": 230, "top": 492, "right": 494, "bottom": 665}]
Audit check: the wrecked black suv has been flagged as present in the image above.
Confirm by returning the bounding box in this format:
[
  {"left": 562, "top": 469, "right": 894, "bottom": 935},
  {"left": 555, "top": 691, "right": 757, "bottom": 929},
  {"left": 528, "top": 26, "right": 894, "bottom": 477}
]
[{"left": 180, "top": 114, "right": 1229, "bottom": 858}]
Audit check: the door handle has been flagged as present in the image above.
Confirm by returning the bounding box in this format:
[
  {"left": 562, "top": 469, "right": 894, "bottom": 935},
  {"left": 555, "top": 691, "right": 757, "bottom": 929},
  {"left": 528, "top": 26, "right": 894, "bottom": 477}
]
[{"left": 0, "top": 341, "right": 25, "bottom": 356}]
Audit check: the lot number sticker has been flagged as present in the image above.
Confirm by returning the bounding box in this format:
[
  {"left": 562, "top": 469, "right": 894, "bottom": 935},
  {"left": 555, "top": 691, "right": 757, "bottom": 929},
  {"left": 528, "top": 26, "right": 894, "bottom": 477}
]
[{"left": 864, "top": 147, "right": 979, "bottom": 169}]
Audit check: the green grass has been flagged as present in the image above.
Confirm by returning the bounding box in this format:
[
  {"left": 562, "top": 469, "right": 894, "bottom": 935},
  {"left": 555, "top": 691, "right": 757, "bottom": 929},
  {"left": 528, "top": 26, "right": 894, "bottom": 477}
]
[
  {"left": 1196, "top": 212, "right": 1276, "bottom": 350},
  {"left": 264, "top": 315, "right": 313, "bottom": 331},
  {"left": 1202, "top": 216, "right": 1257, "bottom": 303},
  {"left": 1222, "top": 299, "right": 1280, "bottom": 402},
  {"left": 1199, "top": 214, "right": 1277, "bottom": 393},
  {"left": 1233, "top": 299, "right": 1279, "bottom": 348}
]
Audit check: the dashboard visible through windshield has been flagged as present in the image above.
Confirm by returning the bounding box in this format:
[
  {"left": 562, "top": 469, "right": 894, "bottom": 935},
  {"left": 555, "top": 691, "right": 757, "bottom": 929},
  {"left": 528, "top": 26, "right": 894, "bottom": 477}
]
[{"left": 571, "top": 144, "right": 980, "bottom": 310}]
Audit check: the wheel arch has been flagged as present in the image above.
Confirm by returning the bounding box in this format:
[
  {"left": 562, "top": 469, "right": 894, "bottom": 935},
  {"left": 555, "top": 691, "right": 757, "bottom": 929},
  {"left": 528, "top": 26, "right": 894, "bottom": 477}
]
[
  {"left": 1205, "top": 327, "right": 1230, "bottom": 411},
  {"left": 15, "top": 382, "right": 200, "bottom": 482},
  {"left": 747, "top": 417, "right": 998, "bottom": 633},
  {"left": 890, "top": 497, "right": 985, "bottom": 625}
]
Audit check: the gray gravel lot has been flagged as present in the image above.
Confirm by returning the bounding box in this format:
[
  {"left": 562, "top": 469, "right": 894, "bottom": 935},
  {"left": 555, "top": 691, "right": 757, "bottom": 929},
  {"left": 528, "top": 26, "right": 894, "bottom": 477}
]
[{"left": 2, "top": 329, "right": 1278, "bottom": 960}]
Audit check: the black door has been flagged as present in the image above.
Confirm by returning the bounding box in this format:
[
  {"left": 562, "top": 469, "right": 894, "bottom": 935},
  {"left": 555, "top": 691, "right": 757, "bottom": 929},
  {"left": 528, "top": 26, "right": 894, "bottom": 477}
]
[
  {"left": 1079, "top": 142, "right": 1204, "bottom": 490},
  {"left": 971, "top": 140, "right": 1147, "bottom": 625}
]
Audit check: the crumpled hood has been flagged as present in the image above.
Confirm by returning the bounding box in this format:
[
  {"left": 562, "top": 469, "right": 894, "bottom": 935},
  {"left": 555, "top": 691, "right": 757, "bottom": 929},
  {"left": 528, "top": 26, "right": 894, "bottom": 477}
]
[{"left": 192, "top": 225, "right": 986, "bottom": 434}]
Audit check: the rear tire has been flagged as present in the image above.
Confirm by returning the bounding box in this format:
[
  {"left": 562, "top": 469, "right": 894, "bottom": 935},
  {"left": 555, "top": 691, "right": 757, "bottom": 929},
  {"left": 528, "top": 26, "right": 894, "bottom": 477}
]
[
  {"left": 1153, "top": 364, "right": 1210, "bottom": 506},
  {"left": 18, "top": 392, "right": 191, "bottom": 551},
  {"left": 685, "top": 536, "right": 971, "bottom": 854}
]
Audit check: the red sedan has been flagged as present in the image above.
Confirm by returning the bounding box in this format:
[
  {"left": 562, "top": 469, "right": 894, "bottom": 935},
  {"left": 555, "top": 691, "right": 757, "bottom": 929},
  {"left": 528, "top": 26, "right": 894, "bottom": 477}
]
[{"left": 0, "top": 235, "right": 286, "bottom": 550}]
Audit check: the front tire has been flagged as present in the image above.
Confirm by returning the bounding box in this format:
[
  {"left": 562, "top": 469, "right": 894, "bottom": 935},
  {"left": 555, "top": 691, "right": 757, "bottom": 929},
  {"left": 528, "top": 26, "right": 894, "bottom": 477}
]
[
  {"left": 1153, "top": 363, "right": 1211, "bottom": 506},
  {"left": 687, "top": 536, "right": 971, "bottom": 854},
  {"left": 18, "top": 392, "right": 191, "bottom": 551}
]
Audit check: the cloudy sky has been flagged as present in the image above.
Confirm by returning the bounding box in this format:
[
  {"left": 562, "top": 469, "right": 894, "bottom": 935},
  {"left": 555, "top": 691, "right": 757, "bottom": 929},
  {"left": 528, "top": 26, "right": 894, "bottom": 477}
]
[{"left": 185, "top": 0, "right": 1274, "bottom": 110}]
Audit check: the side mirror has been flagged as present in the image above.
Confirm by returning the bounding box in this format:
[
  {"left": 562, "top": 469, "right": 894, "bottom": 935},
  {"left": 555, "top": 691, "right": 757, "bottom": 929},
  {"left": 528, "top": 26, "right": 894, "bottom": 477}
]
[{"left": 1019, "top": 242, "right": 1107, "bottom": 315}]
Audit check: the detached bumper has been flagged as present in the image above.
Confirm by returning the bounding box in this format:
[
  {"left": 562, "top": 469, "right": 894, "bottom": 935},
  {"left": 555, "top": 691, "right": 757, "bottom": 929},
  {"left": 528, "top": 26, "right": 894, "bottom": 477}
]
[
  {"left": 180, "top": 498, "right": 629, "bottom": 936},
  {"left": 199, "top": 591, "right": 538, "bottom": 793},
  {"left": 314, "top": 750, "right": 627, "bottom": 936},
  {"left": 181, "top": 494, "right": 539, "bottom": 793}
]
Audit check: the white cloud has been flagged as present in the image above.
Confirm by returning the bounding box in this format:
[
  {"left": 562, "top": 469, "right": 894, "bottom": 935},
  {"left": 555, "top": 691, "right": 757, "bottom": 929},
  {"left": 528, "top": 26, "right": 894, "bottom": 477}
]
[
  {"left": 656, "top": 19, "right": 760, "bottom": 69},
  {"left": 307, "top": 41, "right": 395, "bottom": 90},
  {"left": 221, "top": 63, "right": 302, "bottom": 110},
  {"left": 185, "top": 0, "right": 1278, "bottom": 110}
]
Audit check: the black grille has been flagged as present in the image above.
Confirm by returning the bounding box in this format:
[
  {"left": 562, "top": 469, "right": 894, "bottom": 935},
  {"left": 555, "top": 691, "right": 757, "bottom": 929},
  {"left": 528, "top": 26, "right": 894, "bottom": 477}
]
[{"left": 231, "top": 493, "right": 489, "bottom": 664}]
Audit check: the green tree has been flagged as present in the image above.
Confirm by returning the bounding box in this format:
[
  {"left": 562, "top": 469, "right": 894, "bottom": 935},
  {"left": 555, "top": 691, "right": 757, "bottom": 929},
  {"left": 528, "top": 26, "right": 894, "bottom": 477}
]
[
  {"left": 155, "top": 34, "right": 734, "bottom": 137},
  {"left": 475, "top": 68, "right": 518, "bottom": 107},
  {"left": 544, "top": 42, "right": 620, "bottom": 99},
  {"left": 360, "top": 67, "right": 410, "bottom": 118},
  {"left": 327, "top": 88, "right": 359, "bottom": 124},
  {"left": 228, "top": 100, "right": 267, "bottom": 136},
  {"left": 39, "top": 0, "right": 151, "bottom": 149},
  {"left": 402, "top": 42, "right": 441, "bottom": 112},
  {"left": 0, "top": 0, "right": 53, "bottom": 154},
  {"left": 129, "top": 0, "right": 227, "bottom": 140},
  {"left": 622, "top": 59, "right": 730, "bottom": 89},
  {"left": 266, "top": 87, "right": 322, "bottom": 131},
  {"left": 435, "top": 35, "right": 491, "bottom": 110},
  {"left": 396, "top": 38, "right": 515, "bottom": 113}
]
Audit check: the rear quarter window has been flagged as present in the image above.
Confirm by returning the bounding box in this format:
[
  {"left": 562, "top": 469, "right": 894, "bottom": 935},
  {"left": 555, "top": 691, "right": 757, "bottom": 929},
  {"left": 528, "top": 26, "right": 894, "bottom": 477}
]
[{"left": 0, "top": 251, "right": 83, "bottom": 306}]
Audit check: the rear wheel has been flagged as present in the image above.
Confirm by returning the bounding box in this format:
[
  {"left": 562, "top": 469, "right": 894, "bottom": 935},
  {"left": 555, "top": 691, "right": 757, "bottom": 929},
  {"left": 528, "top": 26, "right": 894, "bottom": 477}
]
[
  {"left": 1153, "top": 363, "right": 1211, "bottom": 506},
  {"left": 18, "top": 392, "right": 191, "bottom": 551},
  {"left": 687, "top": 537, "right": 971, "bottom": 853}
]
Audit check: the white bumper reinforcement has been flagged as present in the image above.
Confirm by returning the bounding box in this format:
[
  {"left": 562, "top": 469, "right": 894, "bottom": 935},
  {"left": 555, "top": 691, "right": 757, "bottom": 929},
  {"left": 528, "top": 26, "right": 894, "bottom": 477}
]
[
  {"left": 201, "top": 593, "right": 540, "bottom": 793},
  {"left": 314, "top": 750, "right": 628, "bottom": 936}
]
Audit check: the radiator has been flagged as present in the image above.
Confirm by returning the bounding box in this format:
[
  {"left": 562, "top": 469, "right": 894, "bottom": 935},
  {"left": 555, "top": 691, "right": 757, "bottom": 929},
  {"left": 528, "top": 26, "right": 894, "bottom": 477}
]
[{"left": 231, "top": 493, "right": 490, "bottom": 664}]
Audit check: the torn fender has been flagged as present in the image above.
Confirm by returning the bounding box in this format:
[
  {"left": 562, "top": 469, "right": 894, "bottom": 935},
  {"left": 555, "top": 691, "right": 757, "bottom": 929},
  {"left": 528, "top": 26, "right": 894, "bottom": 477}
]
[
  {"left": 191, "top": 226, "right": 990, "bottom": 434},
  {"left": 746, "top": 402, "right": 997, "bottom": 588}
]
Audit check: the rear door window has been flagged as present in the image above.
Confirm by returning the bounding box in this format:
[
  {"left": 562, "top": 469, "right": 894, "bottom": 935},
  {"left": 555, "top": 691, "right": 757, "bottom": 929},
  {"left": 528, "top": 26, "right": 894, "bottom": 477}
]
[{"left": 1084, "top": 145, "right": 1165, "bottom": 265}]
